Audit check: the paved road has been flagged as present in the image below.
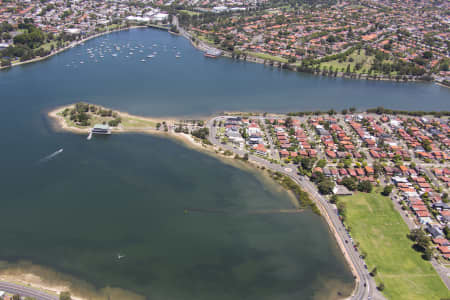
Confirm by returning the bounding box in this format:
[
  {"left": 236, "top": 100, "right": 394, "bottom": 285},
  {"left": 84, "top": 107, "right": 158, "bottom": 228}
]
[
  {"left": 207, "top": 116, "right": 385, "bottom": 300},
  {"left": 0, "top": 282, "right": 58, "bottom": 300}
]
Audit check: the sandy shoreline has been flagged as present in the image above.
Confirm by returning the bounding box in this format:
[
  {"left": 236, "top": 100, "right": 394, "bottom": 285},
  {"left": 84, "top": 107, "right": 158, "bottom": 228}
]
[{"left": 0, "top": 260, "right": 144, "bottom": 300}]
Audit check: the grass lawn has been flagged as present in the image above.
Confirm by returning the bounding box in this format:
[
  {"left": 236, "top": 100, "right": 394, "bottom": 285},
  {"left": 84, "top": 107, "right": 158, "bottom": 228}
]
[
  {"left": 179, "top": 10, "right": 200, "bottom": 16},
  {"left": 246, "top": 51, "right": 288, "bottom": 63},
  {"left": 121, "top": 116, "right": 156, "bottom": 129},
  {"left": 59, "top": 111, "right": 156, "bottom": 130},
  {"left": 318, "top": 49, "right": 397, "bottom": 75},
  {"left": 319, "top": 49, "right": 374, "bottom": 74},
  {"left": 39, "top": 41, "right": 57, "bottom": 52},
  {"left": 106, "top": 24, "right": 120, "bottom": 31},
  {"left": 196, "top": 34, "right": 215, "bottom": 45},
  {"left": 341, "top": 189, "right": 449, "bottom": 300}
]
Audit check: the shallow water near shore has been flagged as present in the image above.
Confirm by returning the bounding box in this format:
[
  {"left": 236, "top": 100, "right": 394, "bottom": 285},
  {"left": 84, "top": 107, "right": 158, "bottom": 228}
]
[
  {"left": 0, "top": 131, "right": 354, "bottom": 299},
  {"left": 0, "top": 28, "right": 448, "bottom": 299}
]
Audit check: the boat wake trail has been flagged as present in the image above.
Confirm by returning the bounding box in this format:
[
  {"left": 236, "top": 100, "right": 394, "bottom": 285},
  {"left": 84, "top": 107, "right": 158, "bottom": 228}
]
[{"left": 37, "top": 148, "right": 63, "bottom": 164}]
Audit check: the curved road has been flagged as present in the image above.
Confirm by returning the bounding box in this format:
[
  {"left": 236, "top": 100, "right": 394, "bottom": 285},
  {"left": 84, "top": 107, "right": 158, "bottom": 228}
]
[
  {"left": 0, "top": 282, "right": 58, "bottom": 300},
  {"left": 207, "top": 116, "right": 384, "bottom": 300}
]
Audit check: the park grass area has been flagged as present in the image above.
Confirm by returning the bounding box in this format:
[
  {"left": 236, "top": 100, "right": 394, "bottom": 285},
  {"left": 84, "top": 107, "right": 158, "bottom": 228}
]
[
  {"left": 39, "top": 41, "right": 57, "bottom": 52},
  {"left": 179, "top": 10, "right": 200, "bottom": 16},
  {"left": 57, "top": 104, "right": 158, "bottom": 131},
  {"left": 120, "top": 116, "right": 156, "bottom": 129},
  {"left": 246, "top": 51, "right": 288, "bottom": 63},
  {"left": 319, "top": 49, "right": 374, "bottom": 74},
  {"left": 196, "top": 34, "right": 215, "bottom": 45},
  {"left": 317, "top": 49, "right": 396, "bottom": 75},
  {"left": 340, "top": 189, "right": 449, "bottom": 300},
  {"left": 107, "top": 24, "right": 121, "bottom": 31}
]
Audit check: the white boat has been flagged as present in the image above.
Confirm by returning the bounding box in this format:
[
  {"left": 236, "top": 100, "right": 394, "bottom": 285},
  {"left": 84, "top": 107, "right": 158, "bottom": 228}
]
[
  {"left": 147, "top": 55, "right": 154, "bottom": 58},
  {"left": 176, "top": 55, "right": 181, "bottom": 58},
  {"left": 112, "top": 53, "right": 117, "bottom": 57},
  {"left": 140, "top": 59, "right": 146, "bottom": 62},
  {"left": 80, "top": 61, "right": 84, "bottom": 64}
]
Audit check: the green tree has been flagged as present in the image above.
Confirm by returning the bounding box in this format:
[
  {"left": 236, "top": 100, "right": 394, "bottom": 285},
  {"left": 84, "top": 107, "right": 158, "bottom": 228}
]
[
  {"left": 1, "top": 58, "right": 11, "bottom": 67},
  {"left": 337, "top": 201, "right": 346, "bottom": 219},
  {"left": 381, "top": 185, "right": 393, "bottom": 196},
  {"left": 443, "top": 227, "right": 450, "bottom": 240},
  {"left": 301, "top": 157, "right": 315, "bottom": 171},
  {"left": 316, "top": 159, "right": 326, "bottom": 168},
  {"left": 330, "top": 194, "right": 338, "bottom": 204},
  {"left": 191, "top": 128, "right": 209, "bottom": 140},
  {"left": 60, "top": 291, "right": 71, "bottom": 300},
  {"left": 357, "top": 180, "right": 372, "bottom": 193},
  {"left": 423, "top": 247, "right": 433, "bottom": 261},
  {"left": 422, "top": 139, "right": 432, "bottom": 152},
  {"left": 373, "top": 162, "right": 383, "bottom": 177},
  {"left": 408, "top": 229, "right": 430, "bottom": 251},
  {"left": 318, "top": 179, "right": 334, "bottom": 195},
  {"left": 341, "top": 176, "right": 357, "bottom": 191},
  {"left": 311, "top": 171, "right": 325, "bottom": 183}
]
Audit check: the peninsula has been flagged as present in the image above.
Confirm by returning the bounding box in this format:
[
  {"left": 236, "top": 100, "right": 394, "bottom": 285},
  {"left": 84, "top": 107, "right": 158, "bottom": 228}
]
[
  {"left": 49, "top": 103, "right": 450, "bottom": 300},
  {"left": 50, "top": 103, "right": 170, "bottom": 134}
]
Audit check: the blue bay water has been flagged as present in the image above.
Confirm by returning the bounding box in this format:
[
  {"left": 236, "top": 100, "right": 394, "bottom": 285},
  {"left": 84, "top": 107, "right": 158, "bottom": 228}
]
[{"left": 0, "top": 28, "right": 448, "bottom": 299}]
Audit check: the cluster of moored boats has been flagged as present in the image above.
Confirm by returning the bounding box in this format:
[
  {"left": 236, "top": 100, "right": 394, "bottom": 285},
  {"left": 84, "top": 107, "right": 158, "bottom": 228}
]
[{"left": 65, "top": 39, "right": 183, "bottom": 67}]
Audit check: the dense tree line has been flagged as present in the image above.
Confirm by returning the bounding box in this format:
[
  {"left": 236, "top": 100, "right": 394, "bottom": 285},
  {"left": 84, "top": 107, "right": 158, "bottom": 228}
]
[
  {"left": 61, "top": 103, "right": 121, "bottom": 127},
  {"left": 287, "top": 107, "right": 356, "bottom": 116},
  {"left": 13, "top": 23, "right": 45, "bottom": 49},
  {"left": 270, "top": 171, "right": 320, "bottom": 214},
  {"left": 191, "top": 127, "right": 209, "bottom": 140},
  {"left": 366, "top": 106, "right": 450, "bottom": 117},
  {"left": 0, "top": 22, "right": 53, "bottom": 64},
  {"left": 0, "top": 21, "right": 81, "bottom": 65}
]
